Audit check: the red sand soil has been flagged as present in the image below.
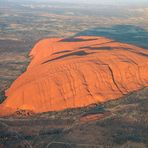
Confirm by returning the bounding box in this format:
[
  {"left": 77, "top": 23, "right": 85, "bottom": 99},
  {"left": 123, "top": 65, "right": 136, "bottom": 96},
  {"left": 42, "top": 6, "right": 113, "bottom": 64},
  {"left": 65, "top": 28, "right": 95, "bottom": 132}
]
[
  {"left": 80, "top": 111, "right": 112, "bottom": 124},
  {"left": 0, "top": 36, "right": 148, "bottom": 116}
]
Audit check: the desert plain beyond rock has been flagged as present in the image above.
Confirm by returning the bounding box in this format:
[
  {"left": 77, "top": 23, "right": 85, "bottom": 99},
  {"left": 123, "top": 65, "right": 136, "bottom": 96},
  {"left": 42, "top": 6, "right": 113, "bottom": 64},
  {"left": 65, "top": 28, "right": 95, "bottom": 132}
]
[{"left": 0, "top": 36, "right": 148, "bottom": 116}]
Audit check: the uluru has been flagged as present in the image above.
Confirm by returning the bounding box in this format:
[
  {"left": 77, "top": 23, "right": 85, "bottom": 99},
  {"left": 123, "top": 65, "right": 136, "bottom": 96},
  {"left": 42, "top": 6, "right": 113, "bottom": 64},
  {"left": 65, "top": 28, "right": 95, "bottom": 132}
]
[{"left": 0, "top": 36, "right": 148, "bottom": 117}]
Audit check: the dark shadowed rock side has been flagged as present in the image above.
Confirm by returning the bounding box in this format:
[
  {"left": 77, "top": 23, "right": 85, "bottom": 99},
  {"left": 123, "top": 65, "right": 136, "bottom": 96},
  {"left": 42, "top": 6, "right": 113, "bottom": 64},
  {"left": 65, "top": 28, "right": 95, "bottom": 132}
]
[{"left": 0, "top": 36, "right": 148, "bottom": 116}]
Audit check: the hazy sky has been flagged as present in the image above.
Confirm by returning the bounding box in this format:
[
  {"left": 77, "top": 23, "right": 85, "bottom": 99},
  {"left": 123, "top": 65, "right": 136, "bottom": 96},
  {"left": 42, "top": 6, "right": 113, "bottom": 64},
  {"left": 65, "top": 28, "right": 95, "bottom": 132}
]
[
  {"left": 6, "top": 0, "right": 148, "bottom": 5},
  {"left": 52, "top": 0, "right": 148, "bottom": 4}
]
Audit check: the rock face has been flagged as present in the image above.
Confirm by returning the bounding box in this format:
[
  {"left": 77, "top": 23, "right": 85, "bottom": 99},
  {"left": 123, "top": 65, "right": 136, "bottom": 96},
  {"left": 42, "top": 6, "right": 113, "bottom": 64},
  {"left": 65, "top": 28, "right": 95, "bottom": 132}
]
[{"left": 0, "top": 36, "right": 148, "bottom": 116}]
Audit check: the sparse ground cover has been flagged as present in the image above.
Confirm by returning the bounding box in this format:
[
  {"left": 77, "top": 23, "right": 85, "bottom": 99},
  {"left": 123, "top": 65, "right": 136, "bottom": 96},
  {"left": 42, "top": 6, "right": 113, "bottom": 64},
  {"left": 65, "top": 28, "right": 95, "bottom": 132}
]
[{"left": 0, "top": 88, "right": 147, "bottom": 147}]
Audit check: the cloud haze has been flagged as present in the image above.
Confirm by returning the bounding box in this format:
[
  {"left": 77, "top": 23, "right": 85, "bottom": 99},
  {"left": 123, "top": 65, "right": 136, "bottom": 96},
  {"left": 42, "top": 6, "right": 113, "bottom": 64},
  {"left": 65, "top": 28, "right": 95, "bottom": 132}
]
[{"left": 49, "top": 0, "right": 148, "bottom": 4}]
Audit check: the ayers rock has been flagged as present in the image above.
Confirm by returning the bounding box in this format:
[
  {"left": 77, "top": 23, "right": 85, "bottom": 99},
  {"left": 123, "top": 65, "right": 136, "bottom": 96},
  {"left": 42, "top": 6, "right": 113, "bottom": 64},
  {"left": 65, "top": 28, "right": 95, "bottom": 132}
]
[{"left": 0, "top": 36, "right": 148, "bottom": 116}]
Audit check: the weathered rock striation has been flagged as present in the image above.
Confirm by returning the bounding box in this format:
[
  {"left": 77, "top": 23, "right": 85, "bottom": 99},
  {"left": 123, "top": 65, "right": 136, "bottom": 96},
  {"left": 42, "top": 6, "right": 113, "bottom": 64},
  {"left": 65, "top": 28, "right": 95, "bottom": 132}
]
[{"left": 0, "top": 36, "right": 148, "bottom": 116}]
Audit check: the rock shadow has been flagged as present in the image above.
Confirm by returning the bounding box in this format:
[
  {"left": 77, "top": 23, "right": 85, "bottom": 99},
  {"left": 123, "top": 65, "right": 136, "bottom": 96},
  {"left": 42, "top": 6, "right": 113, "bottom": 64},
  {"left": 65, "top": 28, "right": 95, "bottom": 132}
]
[
  {"left": 59, "top": 38, "right": 98, "bottom": 42},
  {"left": 43, "top": 51, "right": 93, "bottom": 64},
  {"left": 74, "top": 25, "right": 148, "bottom": 49}
]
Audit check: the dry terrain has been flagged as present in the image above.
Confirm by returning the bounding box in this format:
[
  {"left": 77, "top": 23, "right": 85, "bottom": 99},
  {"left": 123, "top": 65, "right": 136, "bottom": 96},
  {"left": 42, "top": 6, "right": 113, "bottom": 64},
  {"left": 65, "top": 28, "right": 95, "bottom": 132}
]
[
  {"left": 0, "top": 88, "right": 147, "bottom": 147},
  {"left": 0, "top": 1, "right": 148, "bottom": 147}
]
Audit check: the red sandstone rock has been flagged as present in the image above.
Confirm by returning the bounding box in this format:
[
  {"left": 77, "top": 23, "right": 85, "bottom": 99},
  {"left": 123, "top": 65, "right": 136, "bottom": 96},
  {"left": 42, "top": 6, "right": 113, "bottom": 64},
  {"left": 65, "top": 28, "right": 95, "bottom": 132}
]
[{"left": 0, "top": 36, "right": 148, "bottom": 116}]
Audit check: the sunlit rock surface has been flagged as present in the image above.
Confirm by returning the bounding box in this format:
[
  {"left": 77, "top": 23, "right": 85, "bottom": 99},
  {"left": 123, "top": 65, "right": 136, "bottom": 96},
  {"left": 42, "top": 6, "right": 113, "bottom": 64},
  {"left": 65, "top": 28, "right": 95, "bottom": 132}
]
[{"left": 0, "top": 36, "right": 148, "bottom": 116}]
